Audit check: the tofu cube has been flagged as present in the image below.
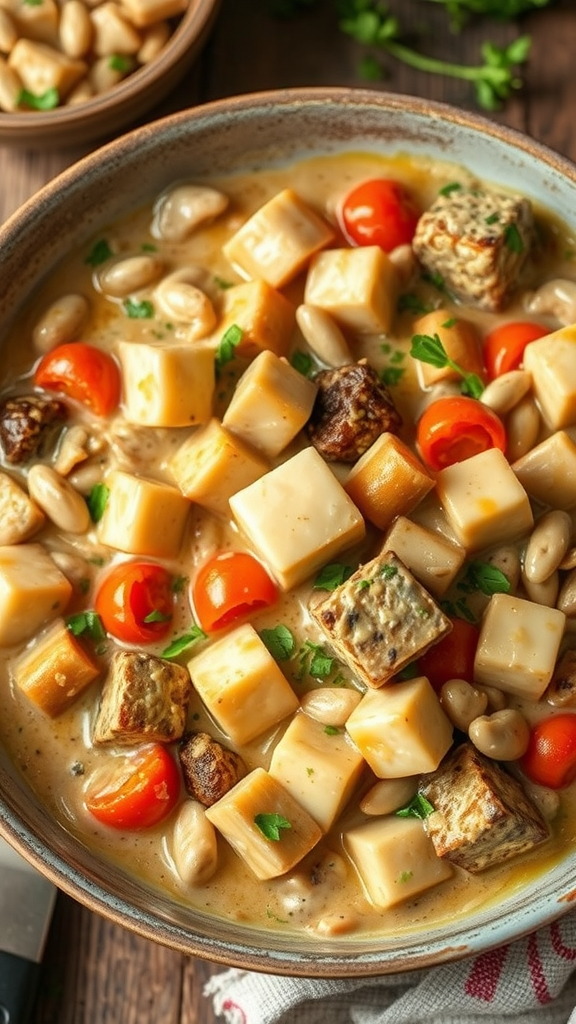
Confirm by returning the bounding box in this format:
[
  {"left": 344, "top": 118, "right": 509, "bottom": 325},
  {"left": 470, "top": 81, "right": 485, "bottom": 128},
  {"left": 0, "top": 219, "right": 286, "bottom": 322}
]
[
  {"left": 0, "top": 471, "right": 45, "bottom": 545},
  {"left": 119, "top": 0, "right": 187, "bottom": 28},
  {"left": 344, "top": 432, "right": 435, "bottom": 532},
  {"left": 222, "top": 350, "right": 317, "bottom": 457},
  {"left": 168, "top": 419, "right": 269, "bottom": 518},
  {"left": 0, "top": 544, "right": 72, "bottom": 646},
  {"left": 98, "top": 470, "right": 190, "bottom": 559},
  {"left": 229, "top": 447, "right": 365, "bottom": 591},
  {"left": 205, "top": 767, "right": 322, "bottom": 880},
  {"left": 9, "top": 39, "right": 86, "bottom": 99},
  {"left": 435, "top": 447, "right": 534, "bottom": 552},
  {"left": 304, "top": 246, "right": 399, "bottom": 335},
  {"left": 187, "top": 623, "right": 299, "bottom": 745},
  {"left": 223, "top": 188, "right": 335, "bottom": 289},
  {"left": 523, "top": 325, "right": 576, "bottom": 430},
  {"left": 214, "top": 280, "right": 296, "bottom": 360},
  {"left": 473, "top": 592, "right": 565, "bottom": 700},
  {"left": 93, "top": 650, "right": 191, "bottom": 744},
  {"left": 512, "top": 431, "right": 576, "bottom": 510},
  {"left": 119, "top": 341, "right": 214, "bottom": 427},
  {"left": 382, "top": 516, "right": 466, "bottom": 598},
  {"left": 312, "top": 550, "right": 452, "bottom": 688},
  {"left": 346, "top": 676, "right": 453, "bottom": 778},
  {"left": 268, "top": 712, "right": 365, "bottom": 832},
  {"left": 344, "top": 816, "right": 452, "bottom": 909},
  {"left": 14, "top": 618, "right": 100, "bottom": 717}
]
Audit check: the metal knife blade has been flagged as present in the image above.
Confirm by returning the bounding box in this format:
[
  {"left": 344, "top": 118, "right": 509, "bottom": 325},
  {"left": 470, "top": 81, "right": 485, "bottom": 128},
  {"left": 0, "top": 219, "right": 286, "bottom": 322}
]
[{"left": 0, "top": 834, "right": 56, "bottom": 1024}]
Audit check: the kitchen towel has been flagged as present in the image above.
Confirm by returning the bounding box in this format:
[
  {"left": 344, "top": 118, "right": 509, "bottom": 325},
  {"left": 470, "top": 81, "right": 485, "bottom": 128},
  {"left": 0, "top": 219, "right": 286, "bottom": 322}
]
[{"left": 206, "top": 911, "right": 576, "bottom": 1024}]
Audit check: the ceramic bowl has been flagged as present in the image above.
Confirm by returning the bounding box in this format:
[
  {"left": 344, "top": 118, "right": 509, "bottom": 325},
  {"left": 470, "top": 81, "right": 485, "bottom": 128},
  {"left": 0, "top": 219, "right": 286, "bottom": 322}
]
[
  {"left": 2, "top": 88, "right": 576, "bottom": 977},
  {"left": 0, "top": 0, "right": 220, "bottom": 148}
]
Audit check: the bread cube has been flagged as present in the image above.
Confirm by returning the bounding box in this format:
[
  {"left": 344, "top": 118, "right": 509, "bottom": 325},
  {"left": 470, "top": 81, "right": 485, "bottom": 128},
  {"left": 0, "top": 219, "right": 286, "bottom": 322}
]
[
  {"left": 0, "top": 471, "right": 45, "bottom": 545},
  {"left": 93, "top": 650, "right": 191, "bottom": 744},
  {"left": 119, "top": 341, "right": 214, "bottom": 427},
  {"left": 168, "top": 419, "right": 269, "bottom": 518},
  {"left": 268, "top": 711, "right": 365, "bottom": 832},
  {"left": 0, "top": 543, "right": 72, "bottom": 646},
  {"left": 344, "top": 432, "right": 435, "bottom": 532},
  {"left": 187, "top": 623, "right": 299, "bottom": 745},
  {"left": 14, "top": 618, "right": 100, "bottom": 717},
  {"left": 345, "top": 676, "right": 453, "bottom": 777},
  {"left": 382, "top": 516, "right": 466, "bottom": 598},
  {"left": 304, "top": 245, "right": 398, "bottom": 335},
  {"left": 229, "top": 447, "right": 365, "bottom": 591},
  {"left": 205, "top": 767, "right": 322, "bottom": 880},
  {"left": 223, "top": 188, "right": 334, "bottom": 289},
  {"left": 344, "top": 816, "right": 452, "bottom": 909},
  {"left": 222, "top": 350, "right": 317, "bottom": 457},
  {"left": 473, "top": 592, "right": 565, "bottom": 700},
  {"left": 512, "top": 431, "right": 576, "bottom": 510},
  {"left": 9, "top": 39, "right": 86, "bottom": 99},
  {"left": 98, "top": 470, "right": 190, "bottom": 559},
  {"left": 435, "top": 447, "right": 533, "bottom": 551},
  {"left": 411, "top": 308, "right": 484, "bottom": 388},
  {"left": 214, "top": 280, "right": 296, "bottom": 360},
  {"left": 523, "top": 324, "right": 576, "bottom": 430}
]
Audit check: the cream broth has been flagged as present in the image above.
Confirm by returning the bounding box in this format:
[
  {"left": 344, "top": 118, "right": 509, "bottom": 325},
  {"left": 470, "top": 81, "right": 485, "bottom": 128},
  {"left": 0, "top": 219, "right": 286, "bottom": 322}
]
[{"left": 1, "top": 151, "right": 576, "bottom": 941}]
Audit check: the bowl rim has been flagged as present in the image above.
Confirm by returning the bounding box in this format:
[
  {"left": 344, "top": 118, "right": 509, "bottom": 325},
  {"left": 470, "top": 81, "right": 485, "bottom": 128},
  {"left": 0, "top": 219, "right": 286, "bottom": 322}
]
[{"left": 2, "top": 85, "right": 576, "bottom": 976}]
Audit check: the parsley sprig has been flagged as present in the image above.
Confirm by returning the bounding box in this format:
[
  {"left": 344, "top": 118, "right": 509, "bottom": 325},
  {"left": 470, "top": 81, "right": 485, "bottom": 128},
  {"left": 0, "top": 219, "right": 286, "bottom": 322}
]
[{"left": 410, "top": 331, "right": 485, "bottom": 398}]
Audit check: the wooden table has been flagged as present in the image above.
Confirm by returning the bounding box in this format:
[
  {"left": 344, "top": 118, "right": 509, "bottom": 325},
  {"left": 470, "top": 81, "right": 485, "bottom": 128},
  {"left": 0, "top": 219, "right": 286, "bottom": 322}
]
[{"left": 0, "top": 0, "right": 571, "bottom": 1020}]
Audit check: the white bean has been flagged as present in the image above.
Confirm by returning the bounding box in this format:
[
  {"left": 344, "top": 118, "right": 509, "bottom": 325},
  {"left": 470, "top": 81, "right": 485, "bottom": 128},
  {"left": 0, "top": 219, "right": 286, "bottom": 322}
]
[
  {"left": 154, "top": 273, "right": 216, "bottom": 338},
  {"left": 300, "top": 686, "right": 362, "bottom": 726},
  {"left": 440, "top": 678, "right": 488, "bottom": 732},
  {"left": 171, "top": 800, "right": 218, "bottom": 886},
  {"left": 90, "top": 2, "right": 141, "bottom": 57},
  {"left": 387, "top": 243, "right": 417, "bottom": 287},
  {"left": 88, "top": 55, "right": 128, "bottom": 94},
  {"left": 359, "top": 777, "right": 416, "bottom": 816},
  {"left": 0, "top": 55, "right": 21, "bottom": 112},
  {"left": 0, "top": 8, "right": 17, "bottom": 54},
  {"left": 526, "top": 278, "right": 576, "bottom": 326},
  {"left": 522, "top": 568, "right": 560, "bottom": 608},
  {"left": 97, "top": 253, "right": 164, "bottom": 297},
  {"left": 27, "top": 464, "right": 91, "bottom": 534},
  {"left": 137, "top": 20, "right": 170, "bottom": 63},
  {"left": 478, "top": 684, "right": 508, "bottom": 712},
  {"left": 469, "top": 709, "right": 530, "bottom": 761},
  {"left": 54, "top": 425, "right": 91, "bottom": 476},
  {"left": 295, "top": 304, "right": 352, "bottom": 367},
  {"left": 505, "top": 394, "right": 541, "bottom": 461},
  {"left": 152, "top": 184, "right": 230, "bottom": 242},
  {"left": 32, "top": 294, "right": 89, "bottom": 354},
  {"left": 524, "top": 510, "right": 572, "bottom": 584},
  {"left": 480, "top": 370, "right": 532, "bottom": 416},
  {"left": 60, "top": 0, "right": 93, "bottom": 58},
  {"left": 557, "top": 569, "right": 576, "bottom": 617}
]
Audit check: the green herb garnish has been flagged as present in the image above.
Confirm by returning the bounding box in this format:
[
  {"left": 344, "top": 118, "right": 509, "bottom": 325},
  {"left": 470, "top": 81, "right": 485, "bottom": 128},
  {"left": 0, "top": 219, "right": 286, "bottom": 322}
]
[
  {"left": 254, "top": 812, "right": 292, "bottom": 841},
  {"left": 124, "top": 298, "right": 154, "bottom": 319},
  {"left": 18, "top": 87, "right": 59, "bottom": 110},
  {"left": 161, "top": 624, "right": 207, "bottom": 659},
  {"left": 85, "top": 239, "right": 113, "bottom": 267},
  {"left": 86, "top": 483, "right": 109, "bottom": 523},
  {"left": 66, "top": 610, "right": 106, "bottom": 642},
  {"left": 397, "top": 793, "right": 435, "bottom": 819},
  {"left": 259, "top": 624, "right": 296, "bottom": 660},
  {"left": 215, "top": 323, "right": 243, "bottom": 375},
  {"left": 410, "top": 331, "right": 484, "bottom": 398},
  {"left": 504, "top": 222, "right": 525, "bottom": 253},
  {"left": 313, "top": 563, "right": 354, "bottom": 591},
  {"left": 290, "top": 349, "right": 316, "bottom": 378},
  {"left": 458, "top": 561, "right": 511, "bottom": 597},
  {"left": 143, "top": 609, "right": 172, "bottom": 624}
]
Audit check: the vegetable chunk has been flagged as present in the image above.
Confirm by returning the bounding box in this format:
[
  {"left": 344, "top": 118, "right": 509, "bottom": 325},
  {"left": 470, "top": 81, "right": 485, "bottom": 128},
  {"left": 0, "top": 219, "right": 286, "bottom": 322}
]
[
  {"left": 93, "top": 650, "right": 191, "bottom": 745},
  {"left": 98, "top": 470, "right": 191, "bottom": 558},
  {"left": 304, "top": 245, "right": 399, "bottom": 335},
  {"left": 0, "top": 543, "right": 72, "bottom": 646},
  {"left": 118, "top": 341, "right": 215, "bottom": 427},
  {"left": 0, "top": 471, "right": 45, "bottom": 545},
  {"left": 14, "top": 618, "right": 101, "bottom": 717},
  {"left": 522, "top": 325, "right": 576, "bottom": 430}
]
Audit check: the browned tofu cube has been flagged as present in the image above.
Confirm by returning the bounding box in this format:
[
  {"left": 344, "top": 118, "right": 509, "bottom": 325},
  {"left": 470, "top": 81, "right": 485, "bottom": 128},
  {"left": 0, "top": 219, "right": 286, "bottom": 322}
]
[
  {"left": 420, "top": 743, "right": 549, "bottom": 873},
  {"left": 93, "top": 650, "right": 191, "bottom": 745}
]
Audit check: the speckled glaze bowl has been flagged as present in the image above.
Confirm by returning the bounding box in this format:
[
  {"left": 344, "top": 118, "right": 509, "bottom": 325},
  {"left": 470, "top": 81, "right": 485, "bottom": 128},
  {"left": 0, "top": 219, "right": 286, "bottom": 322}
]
[
  {"left": 2, "top": 88, "right": 576, "bottom": 976},
  {"left": 0, "top": 0, "right": 220, "bottom": 148}
]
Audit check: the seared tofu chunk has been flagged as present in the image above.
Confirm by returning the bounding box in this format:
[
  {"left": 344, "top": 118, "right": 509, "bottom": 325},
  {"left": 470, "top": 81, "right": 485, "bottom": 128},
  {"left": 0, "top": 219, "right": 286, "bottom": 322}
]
[
  {"left": 412, "top": 186, "right": 533, "bottom": 311},
  {"left": 420, "top": 742, "right": 549, "bottom": 873},
  {"left": 311, "top": 550, "right": 451, "bottom": 688},
  {"left": 94, "top": 650, "right": 191, "bottom": 745},
  {"left": 0, "top": 394, "right": 67, "bottom": 464},
  {"left": 307, "top": 359, "right": 402, "bottom": 463},
  {"left": 179, "top": 731, "right": 245, "bottom": 807}
]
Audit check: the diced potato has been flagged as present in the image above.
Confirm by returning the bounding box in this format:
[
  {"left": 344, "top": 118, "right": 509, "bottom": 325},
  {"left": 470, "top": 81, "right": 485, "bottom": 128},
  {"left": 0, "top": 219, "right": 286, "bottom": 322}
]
[
  {"left": 268, "top": 711, "right": 365, "bottom": 832},
  {"left": 0, "top": 471, "right": 45, "bottom": 545},
  {"left": 345, "top": 676, "right": 453, "bottom": 778},
  {"left": 168, "top": 419, "right": 269, "bottom": 518},
  {"left": 435, "top": 447, "right": 534, "bottom": 551},
  {"left": 0, "top": 543, "right": 72, "bottom": 646},
  {"left": 1, "top": 0, "right": 59, "bottom": 45},
  {"left": 187, "top": 623, "right": 299, "bottom": 745},
  {"left": 512, "top": 431, "right": 576, "bottom": 510},
  {"left": 212, "top": 280, "right": 296, "bottom": 360},
  {"left": 90, "top": 2, "right": 141, "bottom": 56},
  {"left": 523, "top": 324, "right": 576, "bottom": 430},
  {"left": 222, "top": 350, "right": 317, "bottom": 457},
  {"left": 13, "top": 618, "right": 100, "bottom": 717},
  {"left": 344, "top": 432, "right": 435, "bottom": 532},
  {"left": 98, "top": 470, "right": 190, "bottom": 559},
  {"left": 473, "top": 592, "right": 565, "bottom": 700},
  {"left": 382, "top": 515, "right": 466, "bottom": 597},
  {"left": 119, "top": 0, "right": 187, "bottom": 27},
  {"left": 411, "top": 308, "right": 484, "bottom": 388},
  {"left": 205, "top": 767, "right": 322, "bottom": 880},
  {"left": 229, "top": 446, "right": 365, "bottom": 591},
  {"left": 8, "top": 38, "right": 86, "bottom": 99},
  {"left": 304, "top": 245, "right": 399, "bottom": 335},
  {"left": 118, "top": 341, "right": 214, "bottom": 427},
  {"left": 344, "top": 815, "right": 452, "bottom": 909},
  {"left": 223, "top": 188, "right": 335, "bottom": 289}
]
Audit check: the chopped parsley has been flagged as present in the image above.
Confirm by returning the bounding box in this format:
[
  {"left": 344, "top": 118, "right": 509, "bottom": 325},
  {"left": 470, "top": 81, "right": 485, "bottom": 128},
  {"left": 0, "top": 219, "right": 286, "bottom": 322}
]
[
  {"left": 259, "top": 624, "right": 295, "bottom": 661},
  {"left": 254, "top": 812, "right": 292, "bottom": 841},
  {"left": 439, "top": 182, "right": 462, "bottom": 197},
  {"left": 290, "top": 349, "right": 316, "bottom": 378},
  {"left": 297, "top": 640, "right": 336, "bottom": 680},
  {"left": 143, "top": 609, "right": 172, "bottom": 624},
  {"left": 323, "top": 725, "right": 340, "bottom": 736},
  {"left": 124, "top": 298, "right": 154, "bottom": 319},
  {"left": 86, "top": 483, "right": 109, "bottom": 523},
  {"left": 66, "top": 610, "right": 106, "bottom": 642},
  {"left": 109, "top": 54, "right": 133, "bottom": 72},
  {"left": 18, "top": 87, "right": 59, "bottom": 110},
  {"left": 396, "top": 793, "right": 435, "bottom": 820},
  {"left": 161, "top": 623, "right": 207, "bottom": 659},
  {"left": 504, "top": 222, "right": 525, "bottom": 253},
  {"left": 85, "top": 239, "right": 113, "bottom": 267},
  {"left": 410, "top": 331, "right": 484, "bottom": 398},
  {"left": 215, "top": 323, "right": 243, "bottom": 375},
  {"left": 458, "top": 561, "right": 511, "bottom": 597},
  {"left": 313, "top": 562, "right": 354, "bottom": 591},
  {"left": 397, "top": 293, "right": 432, "bottom": 315}
]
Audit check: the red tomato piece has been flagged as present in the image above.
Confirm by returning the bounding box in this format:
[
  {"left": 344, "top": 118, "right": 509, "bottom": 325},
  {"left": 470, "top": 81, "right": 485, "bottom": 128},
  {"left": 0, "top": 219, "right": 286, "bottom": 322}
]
[
  {"left": 339, "top": 178, "right": 420, "bottom": 252},
  {"left": 483, "top": 321, "right": 548, "bottom": 380},
  {"left": 520, "top": 714, "right": 576, "bottom": 789},
  {"left": 192, "top": 550, "right": 278, "bottom": 632},
  {"left": 34, "top": 342, "right": 121, "bottom": 416},
  {"left": 418, "top": 617, "right": 480, "bottom": 693},
  {"left": 95, "top": 561, "right": 174, "bottom": 645},
  {"left": 85, "top": 743, "right": 180, "bottom": 829},
  {"left": 416, "top": 395, "right": 507, "bottom": 471}
]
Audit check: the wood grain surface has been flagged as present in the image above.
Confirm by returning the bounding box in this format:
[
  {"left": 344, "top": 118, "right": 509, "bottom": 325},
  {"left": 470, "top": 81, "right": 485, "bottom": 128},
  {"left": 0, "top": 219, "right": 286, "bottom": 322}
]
[{"left": 0, "top": 1, "right": 574, "bottom": 1021}]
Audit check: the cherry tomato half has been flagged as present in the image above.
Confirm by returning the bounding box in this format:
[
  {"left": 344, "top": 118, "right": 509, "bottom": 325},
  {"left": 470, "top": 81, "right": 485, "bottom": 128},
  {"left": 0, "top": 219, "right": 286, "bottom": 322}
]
[
  {"left": 34, "top": 342, "right": 121, "bottom": 416},
  {"left": 416, "top": 395, "right": 507, "bottom": 471},
  {"left": 95, "top": 561, "right": 174, "bottom": 645},
  {"left": 418, "top": 617, "right": 480, "bottom": 693},
  {"left": 85, "top": 743, "right": 180, "bottom": 829},
  {"left": 339, "top": 178, "right": 420, "bottom": 252},
  {"left": 192, "top": 550, "right": 278, "bottom": 632},
  {"left": 483, "top": 321, "right": 548, "bottom": 380},
  {"left": 520, "top": 714, "right": 576, "bottom": 789}
]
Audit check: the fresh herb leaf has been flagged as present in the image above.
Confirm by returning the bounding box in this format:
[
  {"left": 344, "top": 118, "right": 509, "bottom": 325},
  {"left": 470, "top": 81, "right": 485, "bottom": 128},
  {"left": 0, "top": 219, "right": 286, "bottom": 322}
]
[
  {"left": 410, "top": 331, "right": 484, "bottom": 398},
  {"left": 215, "top": 323, "right": 243, "bottom": 375},
  {"left": 313, "top": 563, "right": 354, "bottom": 591},
  {"left": 18, "top": 87, "right": 59, "bottom": 110},
  {"left": 504, "top": 222, "right": 525, "bottom": 253},
  {"left": 297, "top": 640, "right": 336, "bottom": 680},
  {"left": 324, "top": 725, "right": 341, "bottom": 736},
  {"left": 171, "top": 575, "right": 188, "bottom": 594},
  {"left": 439, "top": 182, "right": 462, "bottom": 197},
  {"left": 109, "top": 54, "right": 133, "bottom": 72},
  {"left": 143, "top": 609, "right": 172, "bottom": 623},
  {"left": 458, "top": 561, "right": 511, "bottom": 596},
  {"left": 290, "top": 349, "right": 316, "bottom": 377},
  {"left": 85, "top": 239, "right": 113, "bottom": 267},
  {"left": 124, "top": 298, "right": 154, "bottom": 319},
  {"left": 259, "top": 624, "right": 295, "bottom": 660},
  {"left": 161, "top": 624, "right": 207, "bottom": 659},
  {"left": 86, "top": 483, "right": 109, "bottom": 522},
  {"left": 66, "top": 610, "right": 106, "bottom": 642},
  {"left": 254, "top": 812, "right": 292, "bottom": 841},
  {"left": 381, "top": 365, "right": 405, "bottom": 386},
  {"left": 397, "top": 293, "right": 431, "bottom": 315},
  {"left": 396, "top": 793, "right": 435, "bottom": 820}
]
